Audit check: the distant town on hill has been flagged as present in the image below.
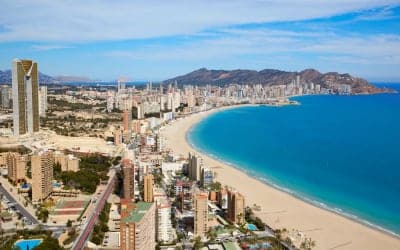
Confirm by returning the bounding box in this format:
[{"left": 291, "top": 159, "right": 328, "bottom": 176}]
[
  {"left": 0, "top": 67, "right": 393, "bottom": 94},
  {"left": 165, "top": 68, "right": 392, "bottom": 94}
]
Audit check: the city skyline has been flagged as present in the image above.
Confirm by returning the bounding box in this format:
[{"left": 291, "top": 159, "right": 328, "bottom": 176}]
[{"left": 0, "top": 1, "right": 399, "bottom": 82}]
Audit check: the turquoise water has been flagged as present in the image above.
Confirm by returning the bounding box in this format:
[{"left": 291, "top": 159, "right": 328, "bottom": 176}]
[
  {"left": 247, "top": 224, "right": 258, "bottom": 231},
  {"left": 188, "top": 85, "right": 400, "bottom": 236},
  {"left": 14, "top": 239, "right": 42, "bottom": 250}
]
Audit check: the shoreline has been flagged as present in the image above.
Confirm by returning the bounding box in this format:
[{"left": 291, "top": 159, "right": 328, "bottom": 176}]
[
  {"left": 186, "top": 128, "right": 400, "bottom": 240},
  {"left": 161, "top": 104, "right": 400, "bottom": 250}
]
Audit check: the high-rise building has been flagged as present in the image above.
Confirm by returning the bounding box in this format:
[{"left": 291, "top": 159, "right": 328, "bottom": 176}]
[
  {"left": 120, "top": 201, "right": 156, "bottom": 250},
  {"left": 0, "top": 86, "right": 12, "bottom": 109},
  {"left": 143, "top": 174, "right": 154, "bottom": 202},
  {"left": 201, "top": 168, "right": 213, "bottom": 187},
  {"left": 188, "top": 153, "right": 202, "bottom": 182},
  {"left": 31, "top": 151, "right": 53, "bottom": 203},
  {"left": 194, "top": 192, "right": 208, "bottom": 238},
  {"left": 107, "top": 95, "right": 115, "bottom": 112},
  {"left": 122, "top": 109, "right": 132, "bottom": 131},
  {"left": 156, "top": 199, "right": 174, "bottom": 243},
  {"left": 114, "top": 129, "right": 122, "bottom": 145},
  {"left": 122, "top": 159, "right": 135, "bottom": 201},
  {"left": 227, "top": 190, "right": 245, "bottom": 224},
  {"left": 6, "top": 152, "right": 26, "bottom": 183},
  {"left": 117, "top": 79, "right": 126, "bottom": 93},
  {"left": 217, "top": 188, "right": 228, "bottom": 210},
  {"left": 12, "top": 59, "right": 40, "bottom": 136},
  {"left": 38, "top": 86, "right": 47, "bottom": 117}
]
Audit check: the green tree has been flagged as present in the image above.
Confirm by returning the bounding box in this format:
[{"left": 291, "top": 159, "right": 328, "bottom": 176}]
[
  {"left": 300, "top": 238, "right": 316, "bottom": 250},
  {"left": 193, "top": 236, "right": 204, "bottom": 249},
  {"left": 35, "top": 236, "right": 64, "bottom": 250}
]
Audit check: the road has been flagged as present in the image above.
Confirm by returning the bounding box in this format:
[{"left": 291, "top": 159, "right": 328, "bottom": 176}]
[
  {"left": 72, "top": 169, "right": 116, "bottom": 250},
  {"left": 0, "top": 184, "right": 39, "bottom": 225}
]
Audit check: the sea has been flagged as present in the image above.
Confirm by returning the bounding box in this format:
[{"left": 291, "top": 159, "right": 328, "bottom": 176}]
[{"left": 188, "top": 83, "right": 400, "bottom": 237}]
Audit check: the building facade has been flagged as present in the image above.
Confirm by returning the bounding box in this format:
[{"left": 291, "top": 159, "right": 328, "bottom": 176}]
[
  {"left": 31, "top": 151, "right": 53, "bottom": 203},
  {"left": 6, "top": 152, "right": 26, "bottom": 183},
  {"left": 194, "top": 192, "right": 208, "bottom": 238},
  {"left": 120, "top": 201, "right": 156, "bottom": 250},
  {"left": 156, "top": 200, "right": 174, "bottom": 243},
  {"left": 12, "top": 59, "right": 40, "bottom": 136},
  {"left": 143, "top": 174, "right": 154, "bottom": 202},
  {"left": 227, "top": 190, "right": 245, "bottom": 224},
  {"left": 188, "top": 153, "right": 202, "bottom": 182},
  {"left": 123, "top": 159, "right": 135, "bottom": 201},
  {"left": 0, "top": 85, "right": 11, "bottom": 109},
  {"left": 38, "top": 86, "right": 47, "bottom": 117},
  {"left": 123, "top": 109, "right": 132, "bottom": 131}
]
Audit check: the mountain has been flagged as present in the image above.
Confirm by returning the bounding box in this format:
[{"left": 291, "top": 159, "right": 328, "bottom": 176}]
[
  {"left": 53, "top": 75, "right": 93, "bottom": 83},
  {"left": 0, "top": 70, "right": 55, "bottom": 84},
  {"left": 165, "top": 68, "right": 391, "bottom": 94},
  {"left": 0, "top": 70, "right": 92, "bottom": 84}
]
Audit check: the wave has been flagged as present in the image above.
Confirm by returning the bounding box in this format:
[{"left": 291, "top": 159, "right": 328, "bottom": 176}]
[{"left": 186, "top": 127, "right": 400, "bottom": 239}]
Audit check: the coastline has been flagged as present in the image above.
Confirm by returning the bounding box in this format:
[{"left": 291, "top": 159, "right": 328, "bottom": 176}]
[{"left": 161, "top": 104, "right": 400, "bottom": 250}]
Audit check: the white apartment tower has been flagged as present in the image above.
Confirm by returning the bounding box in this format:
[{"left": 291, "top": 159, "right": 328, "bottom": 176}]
[
  {"left": 38, "top": 86, "right": 47, "bottom": 117},
  {"left": 156, "top": 201, "right": 174, "bottom": 243}
]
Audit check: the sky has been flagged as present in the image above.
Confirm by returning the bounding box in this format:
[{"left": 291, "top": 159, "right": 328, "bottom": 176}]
[{"left": 0, "top": 0, "right": 400, "bottom": 82}]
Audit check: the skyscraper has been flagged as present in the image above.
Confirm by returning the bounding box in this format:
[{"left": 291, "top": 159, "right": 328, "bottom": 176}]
[
  {"left": 156, "top": 199, "right": 174, "bottom": 243},
  {"left": 6, "top": 152, "right": 27, "bottom": 183},
  {"left": 188, "top": 153, "right": 202, "bottom": 182},
  {"left": 194, "top": 192, "right": 208, "bottom": 238},
  {"left": 227, "top": 190, "right": 245, "bottom": 225},
  {"left": 38, "top": 86, "right": 47, "bottom": 117},
  {"left": 117, "top": 78, "right": 126, "bottom": 93},
  {"left": 144, "top": 174, "right": 154, "bottom": 202},
  {"left": 12, "top": 59, "right": 39, "bottom": 136},
  {"left": 31, "top": 151, "right": 53, "bottom": 203},
  {"left": 122, "top": 159, "right": 135, "bottom": 201},
  {"left": 122, "top": 109, "right": 132, "bottom": 131},
  {"left": 120, "top": 200, "right": 156, "bottom": 250},
  {"left": 0, "top": 85, "right": 11, "bottom": 109}
]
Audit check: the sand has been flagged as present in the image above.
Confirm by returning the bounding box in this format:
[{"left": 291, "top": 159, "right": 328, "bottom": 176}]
[{"left": 161, "top": 105, "right": 400, "bottom": 250}]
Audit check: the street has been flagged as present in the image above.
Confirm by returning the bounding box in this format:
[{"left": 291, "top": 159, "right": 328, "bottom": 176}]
[{"left": 0, "top": 183, "right": 39, "bottom": 225}]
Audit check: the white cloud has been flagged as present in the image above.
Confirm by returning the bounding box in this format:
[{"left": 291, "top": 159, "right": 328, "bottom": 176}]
[
  {"left": 355, "top": 5, "right": 398, "bottom": 20},
  {"left": 0, "top": 0, "right": 398, "bottom": 42},
  {"left": 31, "top": 44, "right": 73, "bottom": 51},
  {"left": 105, "top": 27, "right": 400, "bottom": 66}
]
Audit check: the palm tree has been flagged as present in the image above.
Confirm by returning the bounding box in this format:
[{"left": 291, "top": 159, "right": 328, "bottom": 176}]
[{"left": 300, "top": 238, "right": 316, "bottom": 250}]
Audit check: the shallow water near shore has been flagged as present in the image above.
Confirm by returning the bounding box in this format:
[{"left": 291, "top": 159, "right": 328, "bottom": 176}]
[{"left": 188, "top": 85, "right": 400, "bottom": 236}]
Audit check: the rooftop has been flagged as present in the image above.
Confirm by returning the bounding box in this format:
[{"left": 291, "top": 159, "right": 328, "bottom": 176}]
[
  {"left": 223, "top": 242, "right": 241, "bottom": 250},
  {"left": 122, "top": 202, "right": 153, "bottom": 223}
]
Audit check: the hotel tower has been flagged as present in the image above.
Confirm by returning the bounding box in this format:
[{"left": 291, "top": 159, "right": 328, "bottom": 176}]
[{"left": 12, "top": 59, "right": 40, "bottom": 136}]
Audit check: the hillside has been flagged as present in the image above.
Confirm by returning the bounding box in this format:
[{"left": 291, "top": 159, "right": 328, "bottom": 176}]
[
  {"left": 0, "top": 70, "right": 92, "bottom": 84},
  {"left": 165, "top": 68, "right": 391, "bottom": 94},
  {"left": 0, "top": 70, "right": 54, "bottom": 84}
]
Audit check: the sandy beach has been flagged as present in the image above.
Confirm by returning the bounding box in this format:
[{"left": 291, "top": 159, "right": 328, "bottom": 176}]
[{"left": 161, "top": 105, "right": 400, "bottom": 250}]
